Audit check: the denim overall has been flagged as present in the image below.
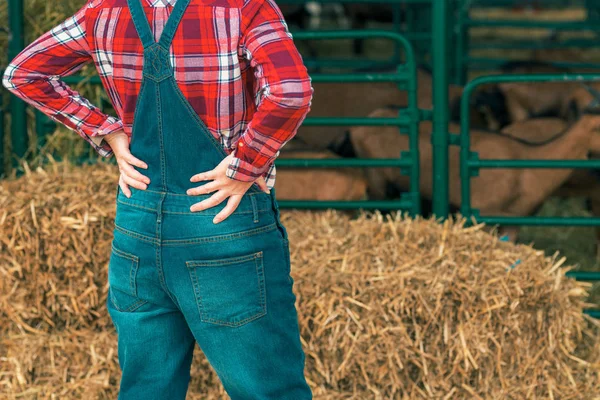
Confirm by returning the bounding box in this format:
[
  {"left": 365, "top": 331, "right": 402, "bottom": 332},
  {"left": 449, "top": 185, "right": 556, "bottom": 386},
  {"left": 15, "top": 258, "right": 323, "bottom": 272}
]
[{"left": 106, "top": 0, "right": 313, "bottom": 398}]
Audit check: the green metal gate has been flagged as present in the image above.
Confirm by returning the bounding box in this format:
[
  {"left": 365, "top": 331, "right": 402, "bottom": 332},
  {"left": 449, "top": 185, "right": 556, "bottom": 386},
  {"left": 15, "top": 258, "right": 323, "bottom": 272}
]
[
  {"left": 459, "top": 72, "right": 600, "bottom": 318},
  {"left": 275, "top": 30, "right": 423, "bottom": 215}
]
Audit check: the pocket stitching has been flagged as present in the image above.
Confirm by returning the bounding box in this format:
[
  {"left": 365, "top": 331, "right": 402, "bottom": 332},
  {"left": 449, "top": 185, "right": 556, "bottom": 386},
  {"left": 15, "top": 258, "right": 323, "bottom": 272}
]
[
  {"left": 186, "top": 251, "right": 267, "bottom": 327},
  {"left": 186, "top": 250, "right": 262, "bottom": 267},
  {"left": 109, "top": 246, "right": 145, "bottom": 312}
]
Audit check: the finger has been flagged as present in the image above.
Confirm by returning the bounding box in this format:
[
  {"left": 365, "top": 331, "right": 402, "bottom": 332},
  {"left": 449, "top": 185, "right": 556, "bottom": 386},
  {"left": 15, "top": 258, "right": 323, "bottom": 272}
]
[
  {"left": 119, "top": 159, "right": 151, "bottom": 185},
  {"left": 256, "top": 177, "right": 270, "bottom": 194},
  {"left": 214, "top": 195, "right": 242, "bottom": 224},
  {"left": 190, "top": 190, "right": 228, "bottom": 212},
  {"left": 124, "top": 152, "right": 149, "bottom": 170},
  {"left": 190, "top": 169, "right": 218, "bottom": 182},
  {"left": 122, "top": 173, "right": 148, "bottom": 191},
  {"left": 187, "top": 180, "right": 221, "bottom": 196},
  {"left": 119, "top": 176, "right": 132, "bottom": 198}
]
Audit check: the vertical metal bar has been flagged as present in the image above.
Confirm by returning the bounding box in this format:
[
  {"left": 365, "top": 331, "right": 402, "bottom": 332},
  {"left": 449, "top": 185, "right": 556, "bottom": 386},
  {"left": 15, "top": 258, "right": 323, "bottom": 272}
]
[
  {"left": 459, "top": 80, "right": 474, "bottom": 219},
  {"left": 392, "top": 3, "right": 402, "bottom": 65},
  {"left": 454, "top": 0, "right": 469, "bottom": 85},
  {"left": 8, "top": 0, "right": 27, "bottom": 169},
  {"left": 432, "top": 0, "right": 450, "bottom": 218},
  {"left": 406, "top": 61, "right": 421, "bottom": 216}
]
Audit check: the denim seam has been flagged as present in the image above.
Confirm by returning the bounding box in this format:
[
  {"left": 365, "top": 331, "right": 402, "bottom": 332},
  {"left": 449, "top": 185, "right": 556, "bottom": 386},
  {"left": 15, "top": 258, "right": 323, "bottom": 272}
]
[
  {"left": 115, "top": 224, "right": 160, "bottom": 245},
  {"left": 162, "top": 208, "right": 270, "bottom": 216},
  {"left": 111, "top": 244, "right": 139, "bottom": 263},
  {"left": 131, "top": 188, "right": 268, "bottom": 197},
  {"left": 130, "top": 78, "right": 147, "bottom": 137},
  {"left": 110, "top": 246, "right": 140, "bottom": 297},
  {"left": 251, "top": 195, "right": 259, "bottom": 223},
  {"left": 186, "top": 250, "right": 262, "bottom": 267},
  {"left": 109, "top": 288, "right": 148, "bottom": 312},
  {"left": 117, "top": 198, "right": 270, "bottom": 215},
  {"left": 114, "top": 220, "right": 277, "bottom": 246},
  {"left": 157, "top": 80, "right": 167, "bottom": 192},
  {"left": 161, "top": 223, "right": 277, "bottom": 245}
]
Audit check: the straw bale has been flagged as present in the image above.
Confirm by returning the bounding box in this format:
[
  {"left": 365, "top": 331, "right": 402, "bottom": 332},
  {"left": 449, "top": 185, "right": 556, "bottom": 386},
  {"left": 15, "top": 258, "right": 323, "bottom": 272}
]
[{"left": 0, "top": 159, "right": 599, "bottom": 399}]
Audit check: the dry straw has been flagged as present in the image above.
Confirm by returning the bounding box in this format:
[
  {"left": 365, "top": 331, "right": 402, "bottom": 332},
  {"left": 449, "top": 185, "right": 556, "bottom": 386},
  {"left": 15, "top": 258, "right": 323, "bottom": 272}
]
[{"left": 1, "top": 159, "right": 599, "bottom": 399}]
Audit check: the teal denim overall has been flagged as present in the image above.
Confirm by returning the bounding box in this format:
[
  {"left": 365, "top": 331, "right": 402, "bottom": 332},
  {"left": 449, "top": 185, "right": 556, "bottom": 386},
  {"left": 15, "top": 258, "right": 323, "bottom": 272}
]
[{"left": 106, "top": 0, "right": 313, "bottom": 398}]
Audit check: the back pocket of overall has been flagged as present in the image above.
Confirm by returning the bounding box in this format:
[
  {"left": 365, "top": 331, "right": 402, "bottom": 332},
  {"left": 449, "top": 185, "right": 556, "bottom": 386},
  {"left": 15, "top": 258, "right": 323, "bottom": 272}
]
[
  {"left": 186, "top": 250, "right": 267, "bottom": 327},
  {"left": 108, "top": 244, "right": 146, "bottom": 312}
]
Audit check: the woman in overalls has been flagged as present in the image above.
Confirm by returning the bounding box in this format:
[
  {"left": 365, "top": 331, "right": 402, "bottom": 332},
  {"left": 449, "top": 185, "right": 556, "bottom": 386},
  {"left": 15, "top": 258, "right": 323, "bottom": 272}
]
[{"left": 3, "top": 0, "right": 314, "bottom": 398}]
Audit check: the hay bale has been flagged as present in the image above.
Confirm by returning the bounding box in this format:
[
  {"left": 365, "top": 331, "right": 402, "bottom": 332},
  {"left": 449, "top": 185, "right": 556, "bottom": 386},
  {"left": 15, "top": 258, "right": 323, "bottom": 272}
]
[{"left": 1, "top": 159, "right": 599, "bottom": 399}]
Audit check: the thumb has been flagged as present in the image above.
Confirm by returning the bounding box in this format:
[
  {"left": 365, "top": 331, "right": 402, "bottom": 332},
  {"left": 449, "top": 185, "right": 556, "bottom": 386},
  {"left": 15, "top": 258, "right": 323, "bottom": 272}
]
[{"left": 256, "top": 176, "right": 270, "bottom": 194}]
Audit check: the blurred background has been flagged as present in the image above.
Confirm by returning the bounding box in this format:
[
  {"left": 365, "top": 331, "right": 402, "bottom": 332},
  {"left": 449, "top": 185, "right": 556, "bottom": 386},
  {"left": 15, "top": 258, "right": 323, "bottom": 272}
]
[{"left": 2, "top": 0, "right": 600, "bottom": 308}]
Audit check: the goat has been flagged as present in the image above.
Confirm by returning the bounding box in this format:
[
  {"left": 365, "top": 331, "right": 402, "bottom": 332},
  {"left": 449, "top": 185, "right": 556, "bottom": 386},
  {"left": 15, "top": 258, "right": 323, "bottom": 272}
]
[
  {"left": 330, "top": 108, "right": 600, "bottom": 240},
  {"left": 500, "top": 117, "right": 600, "bottom": 257},
  {"left": 274, "top": 150, "right": 368, "bottom": 202},
  {"left": 296, "top": 67, "right": 467, "bottom": 150},
  {"left": 470, "top": 61, "right": 572, "bottom": 130}
]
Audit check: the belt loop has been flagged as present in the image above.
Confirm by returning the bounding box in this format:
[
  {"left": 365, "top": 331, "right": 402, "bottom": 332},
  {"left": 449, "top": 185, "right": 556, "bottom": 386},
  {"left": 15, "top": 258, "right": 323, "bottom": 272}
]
[
  {"left": 250, "top": 194, "right": 259, "bottom": 223},
  {"left": 269, "top": 188, "right": 289, "bottom": 241}
]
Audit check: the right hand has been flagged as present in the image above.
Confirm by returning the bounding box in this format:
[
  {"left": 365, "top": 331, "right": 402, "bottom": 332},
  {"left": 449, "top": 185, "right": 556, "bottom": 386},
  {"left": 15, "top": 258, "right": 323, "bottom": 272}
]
[{"left": 103, "top": 130, "right": 150, "bottom": 198}]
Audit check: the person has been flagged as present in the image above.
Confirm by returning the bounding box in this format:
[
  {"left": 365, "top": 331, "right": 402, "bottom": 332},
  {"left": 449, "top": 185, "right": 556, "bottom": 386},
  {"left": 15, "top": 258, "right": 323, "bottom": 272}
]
[{"left": 2, "top": 0, "right": 314, "bottom": 398}]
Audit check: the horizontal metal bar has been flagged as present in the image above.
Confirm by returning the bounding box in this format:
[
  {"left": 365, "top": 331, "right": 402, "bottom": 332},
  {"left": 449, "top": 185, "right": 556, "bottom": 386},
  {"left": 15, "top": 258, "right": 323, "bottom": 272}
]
[
  {"left": 565, "top": 271, "right": 600, "bottom": 281},
  {"left": 470, "top": 39, "right": 600, "bottom": 50},
  {"left": 302, "top": 116, "right": 411, "bottom": 127},
  {"left": 584, "top": 309, "right": 600, "bottom": 319},
  {"left": 469, "top": 159, "right": 600, "bottom": 169},
  {"left": 292, "top": 29, "right": 413, "bottom": 43},
  {"left": 476, "top": 216, "right": 600, "bottom": 226},
  {"left": 310, "top": 71, "right": 409, "bottom": 83},
  {"left": 464, "top": 72, "right": 600, "bottom": 86},
  {"left": 466, "top": 58, "right": 600, "bottom": 70},
  {"left": 277, "top": 199, "right": 414, "bottom": 210},
  {"left": 62, "top": 75, "right": 102, "bottom": 85},
  {"left": 464, "top": 19, "right": 600, "bottom": 30},
  {"left": 276, "top": 158, "right": 412, "bottom": 168},
  {"left": 303, "top": 59, "right": 398, "bottom": 70}
]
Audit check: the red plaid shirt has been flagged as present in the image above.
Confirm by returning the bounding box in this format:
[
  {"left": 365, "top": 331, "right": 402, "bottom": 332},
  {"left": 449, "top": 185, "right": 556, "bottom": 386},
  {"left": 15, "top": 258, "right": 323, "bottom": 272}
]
[{"left": 2, "top": 0, "right": 313, "bottom": 188}]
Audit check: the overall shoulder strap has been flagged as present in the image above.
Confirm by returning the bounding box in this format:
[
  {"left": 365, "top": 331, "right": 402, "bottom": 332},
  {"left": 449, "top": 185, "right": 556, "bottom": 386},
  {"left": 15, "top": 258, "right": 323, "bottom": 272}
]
[
  {"left": 127, "top": 0, "right": 155, "bottom": 48},
  {"left": 158, "top": 0, "right": 193, "bottom": 49}
]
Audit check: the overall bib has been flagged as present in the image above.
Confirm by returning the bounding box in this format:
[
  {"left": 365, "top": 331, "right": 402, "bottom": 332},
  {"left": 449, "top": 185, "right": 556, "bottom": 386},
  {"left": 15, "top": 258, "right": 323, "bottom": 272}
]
[{"left": 106, "top": 0, "right": 313, "bottom": 398}]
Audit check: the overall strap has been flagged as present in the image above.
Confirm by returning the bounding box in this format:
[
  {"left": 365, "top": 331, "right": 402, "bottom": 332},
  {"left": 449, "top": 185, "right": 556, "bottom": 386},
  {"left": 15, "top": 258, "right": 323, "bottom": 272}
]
[
  {"left": 158, "top": 0, "right": 192, "bottom": 49},
  {"left": 127, "top": 0, "right": 193, "bottom": 50},
  {"left": 127, "top": 0, "right": 155, "bottom": 49}
]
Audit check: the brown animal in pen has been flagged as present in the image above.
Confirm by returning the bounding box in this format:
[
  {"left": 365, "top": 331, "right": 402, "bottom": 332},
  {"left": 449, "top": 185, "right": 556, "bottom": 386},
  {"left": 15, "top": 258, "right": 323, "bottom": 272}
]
[
  {"left": 333, "top": 108, "right": 600, "bottom": 240},
  {"left": 470, "top": 61, "right": 574, "bottom": 130},
  {"left": 293, "top": 67, "right": 468, "bottom": 151},
  {"left": 500, "top": 117, "right": 600, "bottom": 257},
  {"left": 273, "top": 150, "right": 368, "bottom": 202}
]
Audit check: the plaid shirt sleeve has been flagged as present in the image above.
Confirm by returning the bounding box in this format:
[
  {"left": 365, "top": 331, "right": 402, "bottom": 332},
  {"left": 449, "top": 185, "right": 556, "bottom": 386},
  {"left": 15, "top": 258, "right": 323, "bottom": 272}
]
[
  {"left": 227, "top": 0, "right": 314, "bottom": 183},
  {"left": 1, "top": 0, "right": 122, "bottom": 158}
]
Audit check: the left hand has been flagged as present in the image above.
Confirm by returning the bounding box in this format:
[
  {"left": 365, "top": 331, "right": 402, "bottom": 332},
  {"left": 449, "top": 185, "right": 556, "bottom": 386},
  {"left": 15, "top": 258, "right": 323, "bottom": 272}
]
[{"left": 187, "top": 151, "right": 270, "bottom": 224}]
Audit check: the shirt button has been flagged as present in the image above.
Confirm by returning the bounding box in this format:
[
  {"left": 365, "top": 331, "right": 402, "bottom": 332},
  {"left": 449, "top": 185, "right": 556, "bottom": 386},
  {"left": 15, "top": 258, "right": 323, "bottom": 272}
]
[
  {"left": 98, "top": 129, "right": 104, "bottom": 134},
  {"left": 238, "top": 142, "right": 244, "bottom": 147}
]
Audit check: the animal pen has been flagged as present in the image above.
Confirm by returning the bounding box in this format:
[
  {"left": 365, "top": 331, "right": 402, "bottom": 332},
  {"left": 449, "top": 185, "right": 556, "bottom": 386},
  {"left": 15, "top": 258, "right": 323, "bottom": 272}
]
[{"left": 2, "top": 0, "right": 600, "bottom": 321}]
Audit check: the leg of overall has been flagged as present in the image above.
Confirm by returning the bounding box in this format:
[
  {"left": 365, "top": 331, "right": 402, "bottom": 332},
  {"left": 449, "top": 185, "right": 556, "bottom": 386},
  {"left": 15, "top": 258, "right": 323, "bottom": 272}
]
[
  {"left": 107, "top": 199, "right": 197, "bottom": 400},
  {"left": 161, "top": 196, "right": 312, "bottom": 400}
]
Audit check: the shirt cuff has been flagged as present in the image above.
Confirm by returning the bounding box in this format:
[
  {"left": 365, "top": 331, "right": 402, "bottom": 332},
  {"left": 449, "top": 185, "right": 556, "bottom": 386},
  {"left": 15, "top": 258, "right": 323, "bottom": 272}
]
[
  {"left": 226, "top": 154, "right": 273, "bottom": 182},
  {"left": 85, "top": 117, "right": 123, "bottom": 158}
]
